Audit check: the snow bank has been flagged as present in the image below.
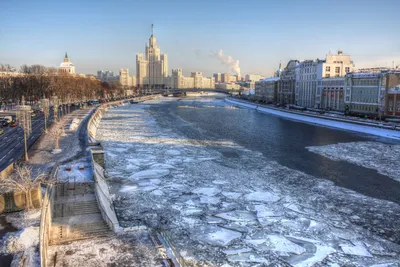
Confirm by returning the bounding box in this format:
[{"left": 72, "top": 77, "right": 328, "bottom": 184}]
[
  {"left": 226, "top": 98, "right": 400, "bottom": 140},
  {"left": 67, "top": 118, "right": 81, "bottom": 131},
  {"left": 57, "top": 160, "right": 94, "bottom": 183}
]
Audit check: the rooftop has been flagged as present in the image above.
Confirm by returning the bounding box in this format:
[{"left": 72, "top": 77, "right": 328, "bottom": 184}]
[{"left": 259, "top": 77, "right": 280, "bottom": 82}]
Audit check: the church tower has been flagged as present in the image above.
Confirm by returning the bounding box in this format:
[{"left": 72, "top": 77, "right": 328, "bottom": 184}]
[{"left": 59, "top": 52, "right": 75, "bottom": 74}]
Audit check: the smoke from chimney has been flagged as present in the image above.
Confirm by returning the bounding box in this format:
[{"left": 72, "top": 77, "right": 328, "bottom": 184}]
[{"left": 215, "top": 50, "right": 241, "bottom": 76}]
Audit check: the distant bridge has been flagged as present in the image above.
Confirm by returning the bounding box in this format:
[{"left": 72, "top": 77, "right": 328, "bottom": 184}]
[{"left": 141, "top": 88, "right": 242, "bottom": 95}]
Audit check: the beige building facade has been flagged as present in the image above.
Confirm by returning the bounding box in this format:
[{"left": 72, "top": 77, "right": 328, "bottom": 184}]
[
  {"left": 136, "top": 25, "right": 168, "bottom": 88},
  {"left": 319, "top": 77, "right": 346, "bottom": 111},
  {"left": 245, "top": 74, "right": 264, "bottom": 82},
  {"left": 119, "top": 69, "right": 136, "bottom": 87},
  {"left": 255, "top": 77, "right": 279, "bottom": 103},
  {"left": 168, "top": 69, "right": 215, "bottom": 89}
]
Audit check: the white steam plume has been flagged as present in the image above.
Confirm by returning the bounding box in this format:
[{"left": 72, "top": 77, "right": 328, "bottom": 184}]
[{"left": 215, "top": 50, "right": 241, "bottom": 76}]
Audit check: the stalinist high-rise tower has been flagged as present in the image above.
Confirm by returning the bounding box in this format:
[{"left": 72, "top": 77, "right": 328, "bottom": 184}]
[{"left": 136, "top": 24, "right": 168, "bottom": 88}]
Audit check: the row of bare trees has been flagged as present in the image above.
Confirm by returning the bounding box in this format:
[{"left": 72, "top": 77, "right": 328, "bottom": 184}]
[{"left": 0, "top": 64, "right": 128, "bottom": 107}]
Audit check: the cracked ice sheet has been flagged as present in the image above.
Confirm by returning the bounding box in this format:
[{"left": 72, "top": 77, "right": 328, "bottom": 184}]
[
  {"left": 307, "top": 141, "right": 400, "bottom": 182},
  {"left": 95, "top": 101, "right": 400, "bottom": 266}
]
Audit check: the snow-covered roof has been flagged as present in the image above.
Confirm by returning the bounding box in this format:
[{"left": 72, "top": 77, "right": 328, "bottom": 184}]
[
  {"left": 60, "top": 62, "right": 74, "bottom": 68},
  {"left": 259, "top": 77, "right": 280, "bottom": 82},
  {"left": 351, "top": 72, "right": 381, "bottom": 78},
  {"left": 388, "top": 85, "right": 400, "bottom": 94}
]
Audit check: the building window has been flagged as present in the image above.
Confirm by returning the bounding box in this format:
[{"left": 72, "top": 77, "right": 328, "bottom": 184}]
[
  {"left": 326, "top": 66, "right": 330, "bottom": 72},
  {"left": 325, "top": 74, "right": 330, "bottom": 78},
  {"left": 335, "top": 67, "right": 340, "bottom": 73},
  {"left": 345, "top": 67, "right": 350, "bottom": 73}
]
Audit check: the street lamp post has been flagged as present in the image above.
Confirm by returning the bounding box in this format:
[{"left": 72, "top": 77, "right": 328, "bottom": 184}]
[
  {"left": 51, "top": 95, "right": 59, "bottom": 122},
  {"left": 67, "top": 93, "right": 71, "bottom": 114},
  {"left": 16, "top": 96, "right": 32, "bottom": 161},
  {"left": 40, "top": 98, "right": 50, "bottom": 133}
]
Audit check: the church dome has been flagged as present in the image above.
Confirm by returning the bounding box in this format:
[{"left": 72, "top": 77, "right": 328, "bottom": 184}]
[{"left": 59, "top": 62, "right": 74, "bottom": 68}]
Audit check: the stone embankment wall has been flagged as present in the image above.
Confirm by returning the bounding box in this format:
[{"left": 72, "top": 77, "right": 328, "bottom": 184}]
[{"left": 39, "top": 165, "right": 58, "bottom": 267}]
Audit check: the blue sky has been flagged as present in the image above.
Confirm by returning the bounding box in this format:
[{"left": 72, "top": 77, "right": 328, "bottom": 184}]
[{"left": 1, "top": 0, "right": 399, "bottom": 77}]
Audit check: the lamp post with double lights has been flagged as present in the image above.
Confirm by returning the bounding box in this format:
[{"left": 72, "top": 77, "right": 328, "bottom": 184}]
[
  {"left": 51, "top": 95, "right": 59, "bottom": 122},
  {"left": 40, "top": 98, "right": 50, "bottom": 133},
  {"left": 16, "top": 96, "right": 32, "bottom": 161}
]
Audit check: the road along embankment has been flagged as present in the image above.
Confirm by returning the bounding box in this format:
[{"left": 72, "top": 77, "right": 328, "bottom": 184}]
[{"left": 225, "top": 98, "right": 400, "bottom": 140}]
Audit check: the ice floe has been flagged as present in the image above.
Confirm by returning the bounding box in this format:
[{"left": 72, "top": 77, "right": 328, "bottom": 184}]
[
  {"left": 307, "top": 141, "right": 400, "bottom": 182},
  {"left": 192, "top": 226, "right": 242, "bottom": 246},
  {"left": 245, "top": 191, "right": 281, "bottom": 203}
]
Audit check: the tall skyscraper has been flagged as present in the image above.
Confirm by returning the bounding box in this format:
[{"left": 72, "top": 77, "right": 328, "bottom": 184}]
[{"left": 136, "top": 24, "right": 168, "bottom": 88}]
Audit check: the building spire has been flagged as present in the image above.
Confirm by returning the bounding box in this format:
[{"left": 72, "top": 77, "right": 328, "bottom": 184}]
[
  {"left": 152, "top": 24, "right": 154, "bottom": 36},
  {"left": 65, "top": 52, "right": 68, "bottom": 59}
]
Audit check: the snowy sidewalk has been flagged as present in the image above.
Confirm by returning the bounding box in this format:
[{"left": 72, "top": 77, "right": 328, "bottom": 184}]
[{"left": 28, "top": 108, "right": 94, "bottom": 173}]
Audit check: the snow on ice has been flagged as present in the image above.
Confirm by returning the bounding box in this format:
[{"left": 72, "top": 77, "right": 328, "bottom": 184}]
[
  {"left": 94, "top": 100, "right": 400, "bottom": 266},
  {"left": 307, "top": 141, "right": 400, "bottom": 182}
]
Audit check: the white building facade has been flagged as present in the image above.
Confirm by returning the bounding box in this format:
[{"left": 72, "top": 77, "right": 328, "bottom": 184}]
[
  {"left": 295, "top": 51, "right": 353, "bottom": 108},
  {"left": 59, "top": 53, "right": 75, "bottom": 74}
]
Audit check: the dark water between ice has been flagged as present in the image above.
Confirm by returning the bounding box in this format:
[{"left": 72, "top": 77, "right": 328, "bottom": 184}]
[{"left": 149, "top": 96, "right": 400, "bottom": 204}]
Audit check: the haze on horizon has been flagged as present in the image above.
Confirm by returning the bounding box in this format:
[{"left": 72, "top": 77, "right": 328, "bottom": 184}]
[{"left": 1, "top": 0, "right": 399, "bottom": 77}]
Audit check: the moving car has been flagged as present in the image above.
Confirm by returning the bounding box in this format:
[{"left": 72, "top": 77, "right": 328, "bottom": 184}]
[
  {"left": 9, "top": 121, "right": 18, "bottom": 127},
  {"left": 0, "top": 128, "right": 4, "bottom": 135}
]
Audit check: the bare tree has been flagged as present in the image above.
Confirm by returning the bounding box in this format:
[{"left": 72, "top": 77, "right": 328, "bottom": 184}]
[
  {"left": 48, "top": 119, "right": 66, "bottom": 153},
  {"left": 0, "top": 165, "right": 54, "bottom": 210}
]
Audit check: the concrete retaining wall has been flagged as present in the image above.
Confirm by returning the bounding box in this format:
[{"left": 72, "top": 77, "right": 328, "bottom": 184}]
[
  {"left": 39, "top": 165, "right": 58, "bottom": 267},
  {"left": 0, "top": 163, "right": 14, "bottom": 180},
  {"left": 92, "top": 158, "right": 120, "bottom": 232},
  {"left": 0, "top": 186, "right": 42, "bottom": 213}
]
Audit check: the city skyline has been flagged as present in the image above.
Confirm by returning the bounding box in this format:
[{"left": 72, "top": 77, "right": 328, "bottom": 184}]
[{"left": 1, "top": 0, "right": 399, "bottom": 76}]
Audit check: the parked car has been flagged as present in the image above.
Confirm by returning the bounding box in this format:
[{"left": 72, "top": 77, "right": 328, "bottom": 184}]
[
  {"left": 0, "top": 128, "right": 4, "bottom": 135},
  {"left": 31, "top": 112, "right": 37, "bottom": 118},
  {"left": 9, "top": 121, "right": 18, "bottom": 127}
]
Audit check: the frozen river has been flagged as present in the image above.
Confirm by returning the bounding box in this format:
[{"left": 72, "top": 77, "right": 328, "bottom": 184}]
[{"left": 96, "top": 96, "right": 400, "bottom": 266}]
